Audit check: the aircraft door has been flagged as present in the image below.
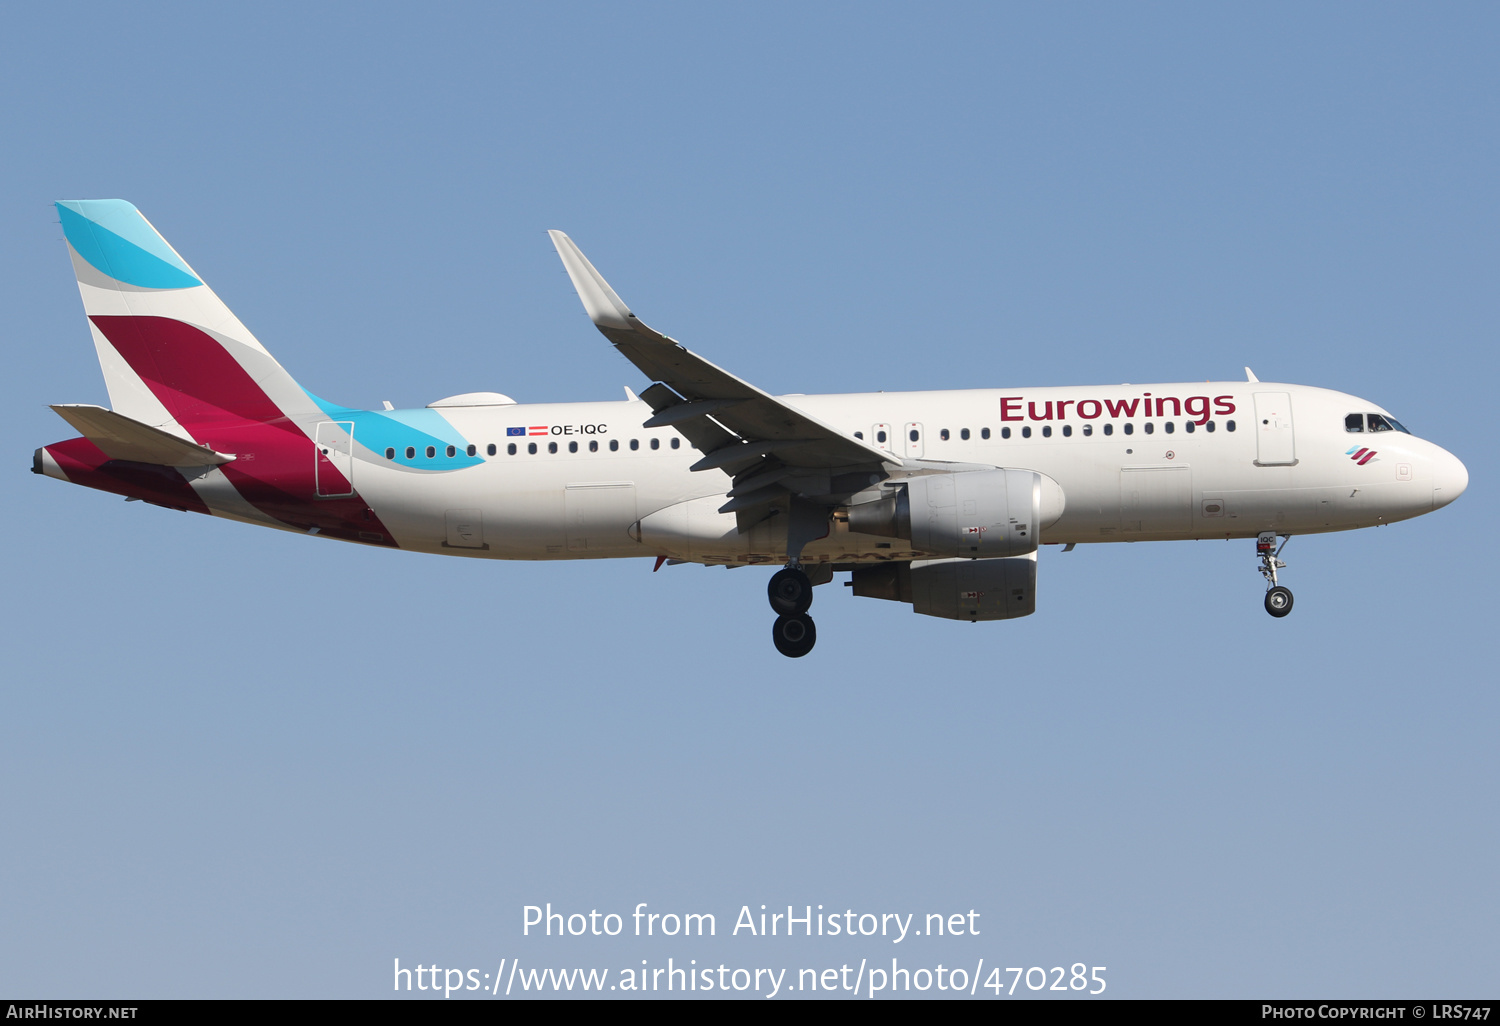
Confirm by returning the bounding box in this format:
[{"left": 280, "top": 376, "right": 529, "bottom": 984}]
[
  {"left": 315, "top": 421, "right": 355, "bottom": 497},
  {"left": 903, "top": 422, "right": 924, "bottom": 458},
  {"left": 1253, "top": 392, "right": 1297, "bottom": 466},
  {"left": 872, "top": 423, "right": 892, "bottom": 452}
]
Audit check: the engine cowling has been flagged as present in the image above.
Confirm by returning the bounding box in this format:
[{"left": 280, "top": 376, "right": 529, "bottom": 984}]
[
  {"left": 845, "top": 468, "right": 1064, "bottom": 558},
  {"left": 849, "top": 554, "right": 1037, "bottom": 621}
]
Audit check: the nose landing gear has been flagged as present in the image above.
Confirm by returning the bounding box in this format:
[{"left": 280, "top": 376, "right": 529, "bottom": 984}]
[
  {"left": 768, "top": 564, "right": 816, "bottom": 656},
  {"left": 1257, "top": 532, "right": 1293, "bottom": 618}
]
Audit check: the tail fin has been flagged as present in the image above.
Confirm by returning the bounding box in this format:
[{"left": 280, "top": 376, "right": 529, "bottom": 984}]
[{"left": 56, "top": 200, "right": 319, "bottom": 438}]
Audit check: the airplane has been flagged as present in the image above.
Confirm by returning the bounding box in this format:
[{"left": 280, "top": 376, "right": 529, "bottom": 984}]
[{"left": 33, "top": 200, "right": 1469, "bottom": 657}]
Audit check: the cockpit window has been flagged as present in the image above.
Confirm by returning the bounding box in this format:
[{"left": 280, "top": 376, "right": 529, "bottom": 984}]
[{"left": 1346, "top": 412, "right": 1411, "bottom": 434}]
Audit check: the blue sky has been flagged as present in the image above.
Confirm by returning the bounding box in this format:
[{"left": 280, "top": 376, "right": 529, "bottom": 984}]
[{"left": 1, "top": 2, "right": 1495, "bottom": 998}]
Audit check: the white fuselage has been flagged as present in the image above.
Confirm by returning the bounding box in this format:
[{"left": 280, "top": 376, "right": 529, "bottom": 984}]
[{"left": 337, "top": 381, "right": 1466, "bottom": 565}]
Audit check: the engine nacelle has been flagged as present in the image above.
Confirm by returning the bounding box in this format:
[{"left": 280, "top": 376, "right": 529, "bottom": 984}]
[
  {"left": 845, "top": 468, "right": 1064, "bottom": 558},
  {"left": 849, "top": 554, "right": 1037, "bottom": 621}
]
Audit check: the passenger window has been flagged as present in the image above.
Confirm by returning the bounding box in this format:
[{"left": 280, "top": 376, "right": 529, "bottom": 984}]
[
  {"left": 527, "top": 442, "right": 537, "bottom": 454},
  {"left": 1103, "top": 424, "right": 1114, "bottom": 436},
  {"left": 1082, "top": 424, "right": 1092, "bottom": 436},
  {"left": 650, "top": 438, "right": 660, "bottom": 450},
  {"left": 1062, "top": 425, "right": 1072, "bottom": 437},
  {"left": 1185, "top": 421, "right": 1196, "bottom": 433},
  {"left": 426, "top": 445, "right": 436, "bottom": 458},
  {"left": 1226, "top": 420, "right": 1236, "bottom": 432},
  {"left": 467, "top": 444, "right": 477, "bottom": 456},
  {"left": 569, "top": 441, "right": 578, "bottom": 453},
  {"left": 1143, "top": 422, "right": 1153, "bottom": 434},
  {"left": 1022, "top": 426, "right": 1032, "bottom": 438},
  {"left": 487, "top": 443, "right": 497, "bottom": 456},
  {"left": 1123, "top": 423, "right": 1134, "bottom": 436},
  {"left": 1367, "top": 414, "right": 1394, "bottom": 432},
  {"left": 610, "top": 439, "right": 619, "bottom": 451},
  {"left": 670, "top": 437, "right": 680, "bottom": 449},
  {"left": 590, "top": 440, "right": 598, "bottom": 452},
  {"left": 960, "top": 428, "right": 970, "bottom": 440},
  {"left": 1001, "top": 427, "right": 1010, "bottom": 439},
  {"left": 446, "top": 445, "right": 456, "bottom": 458},
  {"left": 1206, "top": 421, "right": 1216, "bottom": 432},
  {"left": 876, "top": 430, "right": 887, "bottom": 443},
  {"left": 1345, "top": 413, "right": 1365, "bottom": 432},
  {"left": 940, "top": 428, "right": 950, "bottom": 441},
  {"left": 630, "top": 439, "right": 639, "bottom": 450},
  {"left": 981, "top": 428, "right": 991, "bottom": 439},
  {"left": 405, "top": 446, "right": 414, "bottom": 458},
  {"left": 1042, "top": 425, "right": 1052, "bottom": 437},
  {"left": 548, "top": 441, "right": 558, "bottom": 453},
  {"left": 385, "top": 447, "right": 395, "bottom": 459},
  {"left": 1164, "top": 422, "right": 1174, "bottom": 434},
  {"left": 854, "top": 431, "right": 863, "bottom": 439},
  {"left": 909, "top": 429, "right": 919, "bottom": 442},
  {"left": 507, "top": 443, "right": 517, "bottom": 455}
]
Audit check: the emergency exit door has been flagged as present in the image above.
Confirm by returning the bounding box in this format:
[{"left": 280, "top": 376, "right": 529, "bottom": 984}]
[{"left": 903, "top": 422, "right": 924, "bottom": 458}]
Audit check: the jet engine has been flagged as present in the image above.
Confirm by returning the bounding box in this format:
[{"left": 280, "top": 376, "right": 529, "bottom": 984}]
[
  {"left": 849, "top": 554, "right": 1037, "bottom": 621},
  {"left": 844, "top": 468, "right": 1064, "bottom": 558}
]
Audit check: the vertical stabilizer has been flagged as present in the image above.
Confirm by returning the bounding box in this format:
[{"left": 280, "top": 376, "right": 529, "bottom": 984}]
[{"left": 55, "top": 200, "right": 318, "bottom": 438}]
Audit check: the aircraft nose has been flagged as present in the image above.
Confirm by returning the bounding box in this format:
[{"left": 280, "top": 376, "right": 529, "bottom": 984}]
[{"left": 1431, "top": 448, "right": 1468, "bottom": 510}]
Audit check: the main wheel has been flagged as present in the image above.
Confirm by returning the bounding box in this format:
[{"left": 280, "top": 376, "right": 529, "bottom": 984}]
[
  {"left": 768, "top": 567, "right": 813, "bottom": 615},
  {"left": 771, "top": 613, "right": 817, "bottom": 658},
  {"left": 1264, "top": 586, "right": 1294, "bottom": 618}
]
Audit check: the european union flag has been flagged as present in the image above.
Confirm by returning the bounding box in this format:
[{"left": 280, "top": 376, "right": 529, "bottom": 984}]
[{"left": 507, "top": 427, "right": 525, "bottom": 437}]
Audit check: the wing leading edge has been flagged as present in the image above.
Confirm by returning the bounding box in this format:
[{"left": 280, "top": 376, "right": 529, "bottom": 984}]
[{"left": 547, "top": 231, "right": 898, "bottom": 481}]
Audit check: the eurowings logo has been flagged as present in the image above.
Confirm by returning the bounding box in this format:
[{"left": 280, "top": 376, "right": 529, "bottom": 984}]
[{"left": 1346, "top": 446, "right": 1378, "bottom": 466}]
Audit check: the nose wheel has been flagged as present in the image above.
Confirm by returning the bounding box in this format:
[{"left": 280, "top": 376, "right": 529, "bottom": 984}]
[
  {"left": 1257, "top": 532, "right": 1293, "bottom": 618},
  {"left": 1264, "top": 586, "right": 1293, "bottom": 617},
  {"left": 768, "top": 565, "right": 816, "bottom": 656}
]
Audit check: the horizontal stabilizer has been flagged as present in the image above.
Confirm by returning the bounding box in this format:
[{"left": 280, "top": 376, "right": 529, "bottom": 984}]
[{"left": 50, "top": 404, "right": 234, "bottom": 466}]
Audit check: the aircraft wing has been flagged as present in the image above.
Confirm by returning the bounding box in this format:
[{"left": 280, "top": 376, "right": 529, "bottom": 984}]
[
  {"left": 49, "top": 404, "right": 234, "bottom": 467},
  {"left": 548, "top": 231, "right": 899, "bottom": 477}
]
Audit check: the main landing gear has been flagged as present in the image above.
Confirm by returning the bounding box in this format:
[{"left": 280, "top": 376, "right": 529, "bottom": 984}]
[
  {"left": 769, "top": 565, "right": 816, "bottom": 657},
  {"left": 1257, "top": 531, "right": 1293, "bottom": 618}
]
